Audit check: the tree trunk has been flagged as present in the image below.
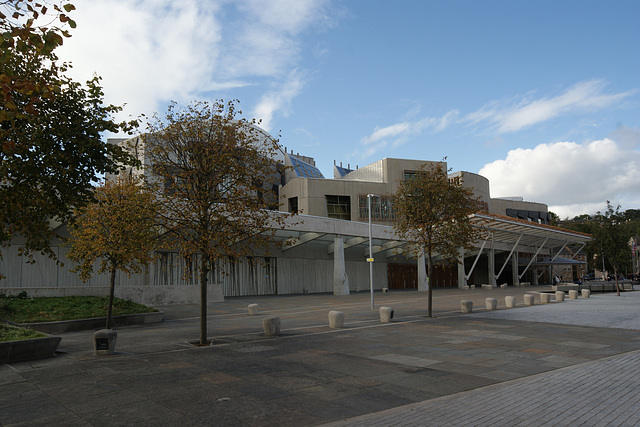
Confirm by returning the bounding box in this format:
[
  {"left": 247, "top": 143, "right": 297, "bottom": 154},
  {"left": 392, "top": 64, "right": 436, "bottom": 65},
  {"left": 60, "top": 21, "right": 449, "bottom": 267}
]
[
  {"left": 200, "top": 255, "right": 209, "bottom": 346},
  {"left": 427, "top": 251, "right": 433, "bottom": 318},
  {"left": 106, "top": 266, "right": 116, "bottom": 329}
]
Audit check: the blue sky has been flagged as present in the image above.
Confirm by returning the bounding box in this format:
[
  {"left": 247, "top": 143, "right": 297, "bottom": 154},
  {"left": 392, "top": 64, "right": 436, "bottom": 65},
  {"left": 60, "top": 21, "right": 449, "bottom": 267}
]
[{"left": 56, "top": 0, "right": 639, "bottom": 218}]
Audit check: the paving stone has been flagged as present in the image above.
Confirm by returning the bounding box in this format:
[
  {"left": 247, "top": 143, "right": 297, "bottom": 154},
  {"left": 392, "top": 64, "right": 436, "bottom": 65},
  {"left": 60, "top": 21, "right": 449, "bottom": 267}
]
[{"left": 4, "top": 287, "right": 640, "bottom": 427}]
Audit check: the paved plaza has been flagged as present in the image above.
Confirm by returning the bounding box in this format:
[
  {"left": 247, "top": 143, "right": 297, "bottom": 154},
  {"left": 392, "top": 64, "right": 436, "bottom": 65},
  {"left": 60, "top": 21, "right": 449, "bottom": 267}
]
[{"left": 2, "top": 285, "right": 640, "bottom": 426}]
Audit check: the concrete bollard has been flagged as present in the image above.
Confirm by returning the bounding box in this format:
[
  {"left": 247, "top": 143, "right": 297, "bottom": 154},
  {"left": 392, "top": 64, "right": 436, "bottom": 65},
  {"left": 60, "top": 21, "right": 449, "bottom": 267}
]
[
  {"left": 328, "top": 310, "right": 344, "bottom": 328},
  {"left": 382, "top": 287, "right": 389, "bottom": 293},
  {"left": 569, "top": 290, "right": 579, "bottom": 300},
  {"left": 540, "top": 293, "right": 551, "bottom": 304},
  {"left": 485, "top": 298, "right": 498, "bottom": 311},
  {"left": 581, "top": 289, "right": 591, "bottom": 298},
  {"left": 460, "top": 300, "right": 473, "bottom": 313},
  {"left": 93, "top": 329, "right": 117, "bottom": 356},
  {"left": 464, "top": 285, "right": 470, "bottom": 291},
  {"left": 555, "top": 291, "right": 565, "bottom": 302},
  {"left": 470, "top": 285, "right": 476, "bottom": 290},
  {"left": 263, "top": 317, "right": 281, "bottom": 336},
  {"left": 500, "top": 283, "right": 507, "bottom": 289},
  {"left": 380, "top": 307, "right": 394, "bottom": 323},
  {"left": 524, "top": 294, "right": 535, "bottom": 306},
  {"left": 248, "top": 304, "right": 259, "bottom": 315},
  {"left": 505, "top": 296, "right": 516, "bottom": 308}
]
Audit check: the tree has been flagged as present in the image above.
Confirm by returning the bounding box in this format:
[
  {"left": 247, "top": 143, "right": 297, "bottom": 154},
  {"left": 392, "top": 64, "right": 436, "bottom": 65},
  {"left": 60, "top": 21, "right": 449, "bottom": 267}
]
[
  {"left": 591, "top": 201, "right": 632, "bottom": 295},
  {"left": 393, "top": 162, "right": 482, "bottom": 317},
  {"left": 67, "top": 176, "right": 158, "bottom": 329},
  {"left": 1, "top": 1, "right": 137, "bottom": 265},
  {"left": 146, "top": 100, "right": 286, "bottom": 345},
  {"left": 1, "top": 1, "right": 76, "bottom": 115}
]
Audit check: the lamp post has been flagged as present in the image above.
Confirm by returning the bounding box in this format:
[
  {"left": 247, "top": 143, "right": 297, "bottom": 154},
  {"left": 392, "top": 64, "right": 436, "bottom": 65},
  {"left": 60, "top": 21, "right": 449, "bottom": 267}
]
[{"left": 367, "top": 194, "right": 379, "bottom": 309}]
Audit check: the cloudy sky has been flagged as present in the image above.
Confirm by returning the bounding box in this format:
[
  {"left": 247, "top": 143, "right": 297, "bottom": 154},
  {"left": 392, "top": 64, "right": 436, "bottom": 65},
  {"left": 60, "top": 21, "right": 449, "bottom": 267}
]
[{"left": 55, "top": 0, "right": 639, "bottom": 219}]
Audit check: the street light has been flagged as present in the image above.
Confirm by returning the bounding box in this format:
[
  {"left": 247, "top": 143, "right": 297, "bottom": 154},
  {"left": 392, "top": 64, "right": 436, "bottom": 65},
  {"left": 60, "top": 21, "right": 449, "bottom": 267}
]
[{"left": 367, "top": 194, "right": 379, "bottom": 309}]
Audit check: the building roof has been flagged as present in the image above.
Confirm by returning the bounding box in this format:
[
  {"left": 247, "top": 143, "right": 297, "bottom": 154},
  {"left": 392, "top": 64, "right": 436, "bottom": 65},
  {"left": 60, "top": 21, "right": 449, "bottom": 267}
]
[{"left": 469, "top": 213, "right": 591, "bottom": 249}]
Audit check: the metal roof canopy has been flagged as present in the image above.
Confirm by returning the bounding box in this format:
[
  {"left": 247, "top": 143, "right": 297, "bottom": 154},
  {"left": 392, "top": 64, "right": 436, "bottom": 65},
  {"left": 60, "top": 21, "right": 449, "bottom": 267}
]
[
  {"left": 270, "top": 213, "right": 590, "bottom": 257},
  {"left": 469, "top": 213, "right": 591, "bottom": 250},
  {"left": 532, "top": 256, "right": 586, "bottom": 266}
]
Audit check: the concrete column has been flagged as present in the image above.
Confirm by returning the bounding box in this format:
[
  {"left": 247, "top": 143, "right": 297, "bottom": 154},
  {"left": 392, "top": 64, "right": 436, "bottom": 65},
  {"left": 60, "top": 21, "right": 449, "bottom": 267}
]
[
  {"left": 532, "top": 267, "right": 538, "bottom": 285},
  {"left": 418, "top": 251, "right": 428, "bottom": 292},
  {"left": 488, "top": 239, "right": 496, "bottom": 287},
  {"left": 333, "top": 236, "right": 349, "bottom": 295},
  {"left": 512, "top": 252, "right": 519, "bottom": 287},
  {"left": 457, "top": 247, "right": 466, "bottom": 289}
]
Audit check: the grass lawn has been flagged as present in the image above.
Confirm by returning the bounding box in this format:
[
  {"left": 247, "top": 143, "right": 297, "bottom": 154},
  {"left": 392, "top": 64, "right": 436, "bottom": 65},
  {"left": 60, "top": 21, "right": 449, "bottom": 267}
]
[
  {"left": 0, "top": 323, "right": 47, "bottom": 342},
  {"left": 0, "top": 295, "right": 157, "bottom": 324}
]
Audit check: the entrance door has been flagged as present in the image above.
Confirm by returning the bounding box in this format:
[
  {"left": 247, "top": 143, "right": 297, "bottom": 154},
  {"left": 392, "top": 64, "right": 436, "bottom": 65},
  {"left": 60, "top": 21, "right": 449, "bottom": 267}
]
[{"left": 387, "top": 263, "right": 418, "bottom": 289}]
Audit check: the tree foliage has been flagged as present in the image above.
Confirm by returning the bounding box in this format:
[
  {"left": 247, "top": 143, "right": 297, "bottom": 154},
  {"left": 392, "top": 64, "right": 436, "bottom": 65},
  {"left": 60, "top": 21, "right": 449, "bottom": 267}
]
[
  {"left": 591, "top": 202, "right": 632, "bottom": 294},
  {"left": 67, "top": 176, "right": 158, "bottom": 328},
  {"left": 146, "top": 100, "right": 286, "bottom": 345},
  {"left": 563, "top": 203, "right": 638, "bottom": 284},
  {"left": 393, "top": 162, "right": 482, "bottom": 317},
  {"left": 1, "top": 0, "right": 137, "bottom": 264}
]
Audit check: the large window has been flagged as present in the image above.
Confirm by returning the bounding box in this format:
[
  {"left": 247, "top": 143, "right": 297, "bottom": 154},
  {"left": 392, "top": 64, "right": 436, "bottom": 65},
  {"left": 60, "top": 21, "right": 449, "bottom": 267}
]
[
  {"left": 403, "top": 170, "right": 417, "bottom": 181},
  {"left": 289, "top": 197, "right": 299, "bottom": 214},
  {"left": 326, "top": 195, "right": 351, "bottom": 220},
  {"left": 358, "top": 194, "right": 396, "bottom": 221}
]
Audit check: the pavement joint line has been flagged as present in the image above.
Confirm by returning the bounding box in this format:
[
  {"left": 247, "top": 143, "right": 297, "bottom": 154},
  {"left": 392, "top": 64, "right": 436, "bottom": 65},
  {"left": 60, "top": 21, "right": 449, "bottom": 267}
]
[
  {"left": 323, "top": 347, "right": 640, "bottom": 426},
  {"left": 5, "top": 287, "right": 638, "bottom": 426}
]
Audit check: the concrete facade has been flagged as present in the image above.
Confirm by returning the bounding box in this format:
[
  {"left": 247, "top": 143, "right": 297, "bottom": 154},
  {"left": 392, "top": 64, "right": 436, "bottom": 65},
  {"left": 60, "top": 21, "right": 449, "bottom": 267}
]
[{"left": 0, "top": 128, "right": 590, "bottom": 304}]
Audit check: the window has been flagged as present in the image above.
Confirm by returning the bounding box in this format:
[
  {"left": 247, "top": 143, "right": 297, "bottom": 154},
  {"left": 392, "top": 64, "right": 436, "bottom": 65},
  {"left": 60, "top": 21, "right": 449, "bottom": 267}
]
[
  {"left": 326, "top": 195, "right": 351, "bottom": 220},
  {"left": 290, "top": 156, "right": 324, "bottom": 178},
  {"left": 358, "top": 194, "right": 396, "bottom": 221},
  {"left": 403, "top": 170, "right": 417, "bottom": 181},
  {"left": 289, "top": 197, "right": 299, "bottom": 214}
]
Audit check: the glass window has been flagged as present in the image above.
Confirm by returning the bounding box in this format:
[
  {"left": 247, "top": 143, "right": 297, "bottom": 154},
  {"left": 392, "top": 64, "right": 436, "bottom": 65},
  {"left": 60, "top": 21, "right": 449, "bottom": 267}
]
[
  {"left": 326, "top": 195, "right": 351, "bottom": 220},
  {"left": 289, "top": 197, "right": 298, "bottom": 214},
  {"left": 403, "top": 170, "right": 416, "bottom": 181},
  {"left": 358, "top": 194, "right": 396, "bottom": 221}
]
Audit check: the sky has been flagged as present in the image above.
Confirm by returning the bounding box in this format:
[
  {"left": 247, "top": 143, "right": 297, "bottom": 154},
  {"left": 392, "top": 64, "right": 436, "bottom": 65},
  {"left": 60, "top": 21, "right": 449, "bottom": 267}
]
[{"left": 54, "top": 0, "right": 639, "bottom": 219}]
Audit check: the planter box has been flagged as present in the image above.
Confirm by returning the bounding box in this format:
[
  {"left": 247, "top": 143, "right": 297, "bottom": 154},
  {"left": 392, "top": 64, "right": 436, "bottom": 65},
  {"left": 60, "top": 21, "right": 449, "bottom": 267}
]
[
  {"left": 0, "top": 335, "right": 61, "bottom": 363},
  {"left": 18, "top": 311, "right": 164, "bottom": 334}
]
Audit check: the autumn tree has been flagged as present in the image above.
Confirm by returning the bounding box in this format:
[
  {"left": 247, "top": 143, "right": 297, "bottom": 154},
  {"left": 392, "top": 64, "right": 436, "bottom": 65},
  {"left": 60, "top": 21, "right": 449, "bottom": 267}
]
[
  {"left": 591, "top": 201, "right": 632, "bottom": 295},
  {"left": 1, "top": 1, "right": 137, "bottom": 265},
  {"left": 393, "top": 162, "right": 482, "bottom": 317},
  {"left": 146, "top": 100, "right": 286, "bottom": 345},
  {"left": 67, "top": 176, "right": 158, "bottom": 329}
]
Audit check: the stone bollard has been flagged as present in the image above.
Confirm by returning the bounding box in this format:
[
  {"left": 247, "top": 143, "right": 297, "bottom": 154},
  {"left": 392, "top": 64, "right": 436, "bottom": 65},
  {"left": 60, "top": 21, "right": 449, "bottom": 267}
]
[
  {"left": 248, "top": 304, "right": 259, "bottom": 315},
  {"left": 93, "top": 329, "right": 117, "bottom": 356},
  {"left": 524, "top": 294, "right": 535, "bottom": 306},
  {"left": 460, "top": 300, "right": 473, "bottom": 313},
  {"left": 485, "top": 298, "right": 498, "bottom": 311},
  {"left": 380, "top": 307, "right": 394, "bottom": 323},
  {"left": 500, "top": 283, "right": 507, "bottom": 289},
  {"left": 555, "top": 291, "right": 565, "bottom": 302},
  {"left": 382, "top": 287, "right": 389, "bottom": 293},
  {"left": 505, "top": 296, "right": 516, "bottom": 308},
  {"left": 263, "top": 317, "right": 281, "bottom": 336},
  {"left": 569, "top": 290, "right": 579, "bottom": 300},
  {"left": 581, "top": 289, "right": 591, "bottom": 298},
  {"left": 540, "top": 293, "right": 551, "bottom": 304},
  {"left": 470, "top": 285, "right": 476, "bottom": 290},
  {"left": 464, "top": 285, "right": 469, "bottom": 291},
  {"left": 328, "top": 311, "right": 344, "bottom": 329}
]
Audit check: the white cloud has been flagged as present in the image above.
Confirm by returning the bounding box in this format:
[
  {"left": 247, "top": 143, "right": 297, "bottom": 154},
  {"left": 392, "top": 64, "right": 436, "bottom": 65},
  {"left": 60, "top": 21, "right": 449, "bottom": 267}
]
[
  {"left": 479, "top": 131, "right": 640, "bottom": 218},
  {"left": 358, "top": 110, "right": 459, "bottom": 158},
  {"left": 253, "top": 69, "right": 308, "bottom": 132},
  {"left": 357, "top": 80, "right": 636, "bottom": 163},
  {"left": 55, "top": 0, "right": 331, "bottom": 125},
  {"left": 468, "top": 80, "right": 636, "bottom": 134}
]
